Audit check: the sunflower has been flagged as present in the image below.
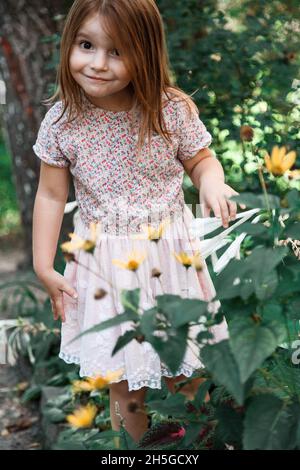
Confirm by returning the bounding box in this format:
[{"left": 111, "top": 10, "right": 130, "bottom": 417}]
[
  {"left": 112, "top": 250, "right": 147, "bottom": 271},
  {"left": 66, "top": 403, "right": 98, "bottom": 428},
  {"left": 264, "top": 145, "right": 297, "bottom": 176},
  {"left": 132, "top": 218, "right": 171, "bottom": 242},
  {"left": 71, "top": 369, "right": 124, "bottom": 395},
  {"left": 173, "top": 250, "right": 203, "bottom": 271},
  {"left": 60, "top": 221, "right": 101, "bottom": 254}
]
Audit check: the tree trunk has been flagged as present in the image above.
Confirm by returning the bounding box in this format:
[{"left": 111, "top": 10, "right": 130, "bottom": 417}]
[{"left": 0, "top": 0, "right": 74, "bottom": 270}]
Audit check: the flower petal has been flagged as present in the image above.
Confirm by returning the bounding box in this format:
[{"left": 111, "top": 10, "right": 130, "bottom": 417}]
[{"left": 281, "top": 150, "right": 297, "bottom": 172}]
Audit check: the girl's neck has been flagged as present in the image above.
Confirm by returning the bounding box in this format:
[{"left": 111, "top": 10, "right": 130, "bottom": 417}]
[{"left": 84, "top": 87, "right": 134, "bottom": 112}]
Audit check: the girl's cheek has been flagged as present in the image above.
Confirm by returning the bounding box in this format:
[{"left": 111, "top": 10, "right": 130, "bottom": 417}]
[{"left": 70, "top": 49, "right": 84, "bottom": 66}]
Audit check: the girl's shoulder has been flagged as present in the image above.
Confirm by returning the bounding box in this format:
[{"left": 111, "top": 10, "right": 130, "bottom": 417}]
[
  {"left": 39, "top": 101, "right": 70, "bottom": 132},
  {"left": 161, "top": 88, "right": 200, "bottom": 130}
]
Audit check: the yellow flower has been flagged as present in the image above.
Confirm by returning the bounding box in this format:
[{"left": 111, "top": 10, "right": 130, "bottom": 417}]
[
  {"left": 86, "top": 369, "right": 124, "bottom": 389},
  {"left": 173, "top": 250, "right": 203, "bottom": 271},
  {"left": 60, "top": 221, "right": 101, "bottom": 254},
  {"left": 71, "top": 379, "right": 94, "bottom": 394},
  {"left": 132, "top": 219, "right": 171, "bottom": 242},
  {"left": 192, "top": 251, "right": 204, "bottom": 271},
  {"left": 112, "top": 250, "right": 147, "bottom": 271},
  {"left": 66, "top": 403, "right": 98, "bottom": 428},
  {"left": 71, "top": 369, "right": 124, "bottom": 395},
  {"left": 264, "top": 145, "right": 297, "bottom": 176}
]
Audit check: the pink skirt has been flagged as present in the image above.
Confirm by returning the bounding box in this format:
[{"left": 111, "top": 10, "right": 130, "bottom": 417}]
[{"left": 59, "top": 205, "right": 229, "bottom": 391}]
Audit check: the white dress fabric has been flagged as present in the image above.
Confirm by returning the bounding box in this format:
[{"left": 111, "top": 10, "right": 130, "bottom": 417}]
[{"left": 59, "top": 205, "right": 229, "bottom": 391}]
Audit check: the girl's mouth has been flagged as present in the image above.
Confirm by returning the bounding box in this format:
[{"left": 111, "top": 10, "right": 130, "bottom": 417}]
[{"left": 85, "top": 76, "right": 111, "bottom": 82}]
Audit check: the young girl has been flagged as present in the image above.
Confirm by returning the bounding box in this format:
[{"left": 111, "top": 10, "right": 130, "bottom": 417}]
[{"left": 32, "top": 0, "right": 240, "bottom": 443}]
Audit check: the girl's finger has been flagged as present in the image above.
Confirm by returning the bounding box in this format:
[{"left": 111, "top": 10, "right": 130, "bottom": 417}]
[
  {"left": 227, "top": 200, "right": 237, "bottom": 220},
  {"left": 218, "top": 198, "right": 230, "bottom": 227},
  {"left": 62, "top": 284, "right": 78, "bottom": 300},
  {"left": 210, "top": 202, "right": 221, "bottom": 219},
  {"left": 200, "top": 202, "right": 212, "bottom": 218},
  {"left": 55, "top": 296, "right": 66, "bottom": 323},
  {"left": 239, "top": 203, "right": 246, "bottom": 210}
]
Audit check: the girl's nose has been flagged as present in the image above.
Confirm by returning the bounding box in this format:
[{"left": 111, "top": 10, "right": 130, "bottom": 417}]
[{"left": 91, "top": 51, "right": 109, "bottom": 71}]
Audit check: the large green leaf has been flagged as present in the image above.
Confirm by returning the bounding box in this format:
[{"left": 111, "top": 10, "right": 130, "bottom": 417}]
[
  {"left": 215, "top": 403, "right": 244, "bottom": 447},
  {"left": 146, "top": 393, "right": 188, "bottom": 418},
  {"left": 229, "top": 313, "right": 286, "bottom": 383},
  {"left": 245, "top": 246, "right": 287, "bottom": 300},
  {"left": 215, "top": 246, "right": 288, "bottom": 301},
  {"left": 213, "top": 259, "right": 247, "bottom": 300},
  {"left": 284, "top": 221, "right": 300, "bottom": 239},
  {"left": 243, "top": 395, "right": 300, "bottom": 450},
  {"left": 156, "top": 294, "right": 209, "bottom": 327},
  {"left": 200, "top": 340, "right": 246, "bottom": 405}
]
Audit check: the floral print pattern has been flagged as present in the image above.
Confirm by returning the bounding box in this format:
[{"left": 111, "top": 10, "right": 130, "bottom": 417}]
[{"left": 33, "top": 92, "right": 212, "bottom": 235}]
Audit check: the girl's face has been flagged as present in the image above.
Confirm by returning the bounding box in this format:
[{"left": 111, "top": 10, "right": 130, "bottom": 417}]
[{"left": 69, "top": 13, "right": 133, "bottom": 111}]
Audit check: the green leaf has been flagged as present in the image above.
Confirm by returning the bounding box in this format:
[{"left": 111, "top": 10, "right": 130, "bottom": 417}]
[
  {"left": 287, "top": 296, "right": 300, "bottom": 320},
  {"left": 43, "top": 407, "right": 66, "bottom": 423},
  {"left": 193, "top": 379, "right": 213, "bottom": 408},
  {"left": 120, "top": 288, "right": 141, "bottom": 313},
  {"left": 215, "top": 403, "right": 244, "bottom": 446},
  {"left": 230, "top": 193, "right": 281, "bottom": 209},
  {"left": 140, "top": 307, "right": 189, "bottom": 374},
  {"left": 284, "top": 222, "right": 300, "bottom": 239},
  {"left": 156, "top": 294, "right": 208, "bottom": 327},
  {"left": 229, "top": 314, "right": 286, "bottom": 383},
  {"left": 214, "top": 246, "right": 287, "bottom": 301},
  {"left": 69, "top": 310, "right": 139, "bottom": 344},
  {"left": 200, "top": 341, "right": 246, "bottom": 405},
  {"left": 181, "top": 421, "right": 205, "bottom": 447},
  {"left": 146, "top": 393, "right": 187, "bottom": 418},
  {"left": 112, "top": 329, "right": 139, "bottom": 356},
  {"left": 119, "top": 426, "right": 139, "bottom": 450},
  {"left": 20, "top": 385, "right": 41, "bottom": 403},
  {"left": 243, "top": 395, "right": 300, "bottom": 450},
  {"left": 287, "top": 189, "right": 300, "bottom": 210},
  {"left": 234, "top": 222, "right": 267, "bottom": 236},
  {"left": 245, "top": 246, "right": 288, "bottom": 300},
  {"left": 213, "top": 259, "right": 247, "bottom": 300}
]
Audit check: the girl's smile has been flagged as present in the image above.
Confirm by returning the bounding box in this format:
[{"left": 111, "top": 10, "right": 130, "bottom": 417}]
[{"left": 85, "top": 76, "right": 112, "bottom": 81}]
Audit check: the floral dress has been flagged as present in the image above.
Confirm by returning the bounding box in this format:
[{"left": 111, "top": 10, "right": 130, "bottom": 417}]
[{"left": 33, "top": 91, "right": 228, "bottom": 391}]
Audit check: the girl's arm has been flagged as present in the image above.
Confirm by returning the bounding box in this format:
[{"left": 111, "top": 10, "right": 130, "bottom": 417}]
[
  {"left": 181, "top": 148, "right": 240, "bottom": 227},
  {"left": 185, "top": 149, "right": 225, "bottom": 189},
  {"left": 32, "top": 161, "right": 70, "bottom": 277},
  {"left": 32, "top": 162, "right": 78, "bottom": 322}
]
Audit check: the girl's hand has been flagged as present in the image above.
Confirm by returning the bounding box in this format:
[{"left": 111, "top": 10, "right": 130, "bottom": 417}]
[
  {"left": 199, "top": 176, "right": 246, "bottom": 228},
  {"left": 36, "top": 268, "right": 78, "bottom": 322}
]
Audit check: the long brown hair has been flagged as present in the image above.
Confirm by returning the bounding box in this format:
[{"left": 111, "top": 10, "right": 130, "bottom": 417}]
[{"left": 43, "top": 0, "right": 199, "bottom": 159}]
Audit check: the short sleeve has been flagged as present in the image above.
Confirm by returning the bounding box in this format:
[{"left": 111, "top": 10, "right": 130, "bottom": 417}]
[
  {"left": 176, "top": 100, "right": 212, "bottom": 161},
  {"left": 32, "top": 103, "right": 70, "bottom": 168}
]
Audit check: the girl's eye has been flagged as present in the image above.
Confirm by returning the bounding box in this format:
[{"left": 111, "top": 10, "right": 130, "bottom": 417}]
[
  {"left": 110, "top": 48, "right": 120, "bottom": 57},
  {"left": 78, "top": 41, "right": 120, "bottom": 57},
  {"left": 79, "top": 41, "right": 93, "bottom": 50}
]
